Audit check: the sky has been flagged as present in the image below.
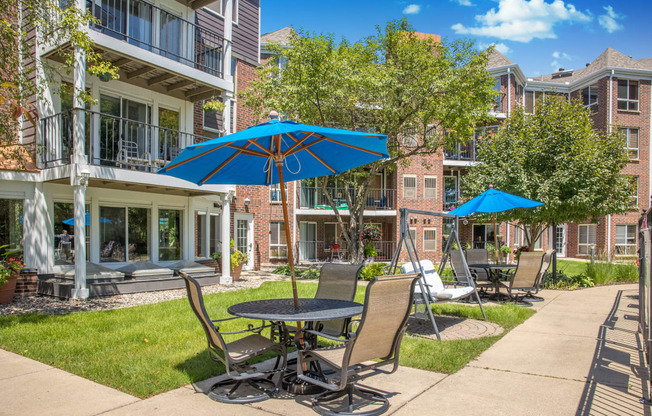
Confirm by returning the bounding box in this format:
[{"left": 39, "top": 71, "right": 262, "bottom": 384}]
[{"left": 260, "top": 0, "right": 652, "bottom": 77}]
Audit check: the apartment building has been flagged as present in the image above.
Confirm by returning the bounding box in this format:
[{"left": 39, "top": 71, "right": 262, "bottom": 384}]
[
  {"left": 233, "top": 27, "right": 652, "bottom": 271},
  {"left": 0, "top": 0, "right": 261, "bottom": 297}
]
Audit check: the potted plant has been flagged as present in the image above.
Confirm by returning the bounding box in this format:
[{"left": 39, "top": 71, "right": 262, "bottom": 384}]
[
  {"left": 202, "top": 99, "right": 226, "bottom": 114},
  {"left": 209, "top": 251, "right": 222, "bottom": 273},
  {"left": 229, "top": 239, "right": 248, "bottom": 281},
  {"left": 360, "top": 224, "right": 382, "bottom": 260},
  {"left": 0, "top": 251, "right": 24, "bottom": 304},
  {"left": 89, "top": 62, "right": 120, "bottom": 82}
]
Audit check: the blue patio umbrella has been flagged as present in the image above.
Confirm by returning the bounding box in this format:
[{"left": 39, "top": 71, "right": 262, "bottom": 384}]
[
  {"left": 450, "top": 186, "right": 543, "bottom": 257},
  {"left": 63, "top": 212, "right": 112, "bottom": 226},
  {"left": 159, "top": 117, "right": 389, "bottom": 307}
]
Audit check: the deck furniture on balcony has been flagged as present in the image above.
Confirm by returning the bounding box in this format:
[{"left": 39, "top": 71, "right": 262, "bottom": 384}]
[
  {"left": 180, "top": 272, "right": 286, "bottom": 404},
  {"left": 117, "top": 139, "right": 152, "bottom": 170},
  {"left": 296, "top": 274, "right": 420, "bottom": 416}
]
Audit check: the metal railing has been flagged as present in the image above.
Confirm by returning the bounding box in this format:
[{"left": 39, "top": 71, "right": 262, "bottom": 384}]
[
  {"left": 638, "top": 209, "right": 652, "bottom": 401},
  {"left": 296, "top": 240, "right": 397, "bottom": 263},
  {"left": 298, "top": 187, "right": 396, "bottom": 210},
  {"left": 39, "top": 108, "right": 220, "bottom": 170},
  {"left": 88, "top": 0, "right": 227, "bottom": 77},
  {"left": 444, "top": 140, "right": 477, "bottom": 161}
]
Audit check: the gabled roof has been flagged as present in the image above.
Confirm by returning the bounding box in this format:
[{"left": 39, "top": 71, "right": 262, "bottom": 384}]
[
  {"left": 487, "top": 49, "right": 515, "bottom": 69},
  {"left": 261, "top": 26, "right": 294, "bottom": 47},
  {"left": 532, "top": 48, "right": 652, "bottom": 84}
]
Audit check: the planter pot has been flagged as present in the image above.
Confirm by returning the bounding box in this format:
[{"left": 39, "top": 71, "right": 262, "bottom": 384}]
[
  {"left": 0, "top": 273, "right": 18, "bottom": 304},
  {"left": 231, "top": 264, "right": 243, "bottom": 281},
  {"left": 98, "top": 72, "right": 112, "bottom": 82}
]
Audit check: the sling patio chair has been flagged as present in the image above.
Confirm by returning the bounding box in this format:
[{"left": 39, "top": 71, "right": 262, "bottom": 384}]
[
  {"left": 523, "top": 248, "right": 555, "bottom": 302},
  {"left": 464, "top": 248, "right": 494, "bottom": 294},
  {"left": 498, "top": 252, "right": 546, "bottom": 306},
  {"left": 296, "top": 273, "right": 421, "bottom": 416},
  {"left": 179, "top": 271, "right": 287, "bottom": 404}
]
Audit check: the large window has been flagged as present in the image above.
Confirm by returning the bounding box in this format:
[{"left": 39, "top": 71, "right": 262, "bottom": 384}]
[
  {"left": 159, "top": 209, "right": 182, "bottom": 261},
  {"left": 493, "top": 77, "right": 502, "bottom": 112},
  {"left": 0, "top": 199, "right": 23, "bottom": 251},
  {"left": 270, "top": 183, "right": 286, "bottom": 203},
  {"left": 324, "top": 223, "right": 342, "bottom": 249},
  {"left": 615, "top": 225, "right": 636, "bottom": 255},
  {"left": 403, "top": 175, "right": 416, "bottom": 199},
  {"left": 618, "top": 80, "right": 639, "bottom": 111},
  {"left": 524, "top": 90, "right": 535, "bottom": 114},
  {"left": 424, "top": 228, "right": 437, "bottom": 252},
  {"left": 99, "top": 206, "right": 151, "bottom": 262},
  {"left": 620, "top": 127, "right": 639, "bottom": 160},
  {"left": 578, "top": 224, "right": 597, "bottom": 255},
  {"left": 128, "top": 208, "right": 150, "bottom": 261},
  {"left": 424, "top": 176, "right": 437, "bottom": 200},
  {"left": 628, "top": 176, "right": 639, "bottom": 209},
  {"left": 269, "top": 221, "right": 287, "bottom": 258},
  {"left": 581, "top": 85, "right": 598, "bottom": 108},
  {"left": 443, "top": 174, "right": 458, "bottom": 210}
]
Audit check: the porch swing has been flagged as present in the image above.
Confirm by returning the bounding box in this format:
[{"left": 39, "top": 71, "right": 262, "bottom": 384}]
[{"left": 386, "top": 208, "right": 486, "bottom": 340}]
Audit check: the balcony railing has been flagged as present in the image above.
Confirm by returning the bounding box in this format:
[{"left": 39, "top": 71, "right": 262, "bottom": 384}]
[
  {"left": 39, "top": 108, "right": 220, "bottom": 170},
  {"left": 296, "top": 241, "right": 396, "bottom": 262},
  {"left": 298, "top": 187, "right": 396, "bottom": 210},
  {"left": 88, "top": 0, "right": 227, "bottom": 78},
  {"left": 444, "top": 140, "right": 477, "bottom": 161}
]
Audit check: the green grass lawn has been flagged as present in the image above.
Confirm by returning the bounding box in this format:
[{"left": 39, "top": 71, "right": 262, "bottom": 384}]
[
  {"left": 0, "top": 282, "right": 533, "bottom": 398},
  {"left": 556, "top": 259, "right": 586, "bottom": 278}
]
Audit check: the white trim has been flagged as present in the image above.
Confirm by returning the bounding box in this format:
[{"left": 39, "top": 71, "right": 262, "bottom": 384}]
[
  {"left": 423, "top": 175, "right": 437, "bottom": 200},
  {"left": 403, "top": 174, "right": 417, "bottom": 199}
]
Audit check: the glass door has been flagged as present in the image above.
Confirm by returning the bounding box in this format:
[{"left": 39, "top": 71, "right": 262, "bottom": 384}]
[
  {"left": 234, "top": 214, "right": 254, "bottom": 270},
  {"left": 299, "top": 222, "right": 317, "bottom": 261},
  {"left": 555, "top": 224, "right": 567, "bottom": 257},
  {"left": 158, "top": 108, "right": 180, "bottom": 162},
  {"left": 160, "top": 10, "right": 182, "bottom": 61}
]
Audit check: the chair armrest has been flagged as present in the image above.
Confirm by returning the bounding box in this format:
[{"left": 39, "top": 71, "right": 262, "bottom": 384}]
[{"left": 297, "top": 328, "right": 350, "bottom": 344}]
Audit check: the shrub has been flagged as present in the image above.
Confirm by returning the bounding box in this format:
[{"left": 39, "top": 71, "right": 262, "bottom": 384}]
[
  {"left": 302, "top": 268, "right": 320, "bottom": 279},
  {"left": 359, "top": 263, "right": 387, "bottom": 281},
  {"left": 585, "top": 261, "right": 637, "bottom": 285},
  {"left": 272, "top": 265, "right": 292, "bottom": 275},
  {"left": 271, "top": 265, "right": 320, "bottom": 279}
]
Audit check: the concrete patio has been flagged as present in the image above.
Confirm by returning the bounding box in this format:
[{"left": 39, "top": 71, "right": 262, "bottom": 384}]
[{"left": 0, "top": 283, "right": 649, "bottom": 416}]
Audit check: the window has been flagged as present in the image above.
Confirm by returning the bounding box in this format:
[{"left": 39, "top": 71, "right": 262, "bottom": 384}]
[
  {"left": 232, "top": 0, "right": 238, "bottom": 23},
  {"left": 424, "top": 228, "right": 437, "bottom": 252},
  {"left": 269, "top": 183, "right": 287, "bottom": 203},
  {"left": 581, "top": 85, "right": 598, "bottom": 108},
  {"left": 524, "top": 90, "right": 535, "bottom": 113},
  {"left": 618, "top": 80, "right": 639, "bottom": 111},
  {"left": 628, "top": 176, "right": 639, "bottom": 208},
  {"left": 578, "top": 224, "right": 597, "bottom": 255},
  {"left": 615, "top": 224, "right": 637, "bottom": 255},
  {"left": 100, "top": 207, "right": 126, "bottom": 262},
  {"left": 269, "top": 221, "right": 287, "bottom": 258},
  {"left": 0, "top": 199, "right": 23, "bottom": 251},
  {"left": 620, "top": 128, "right": 639, "bottom": 160},
  {"left": 204, "top": 1, "right": 223, "bottom": 16},
  {"left": 403, "top": 227, "right": 417, "bottom": 252},
  {"left": 203, "top": 98, "right": 223, "bottom": 133},
  {"left": 443, "top": 174, "right": 458, "bottom": 210},
  {"left": 403, "top": 175, "right": 416, "bottom": 199},
  {"left": 424, "top": 176, "right": 437, "bottom": 200},
  {"left": 324, "top": 223, "right": 342, "bottom": 249},
  {"left": 493, "top": 77, "right": 502, "bottom": 112},
  {"left": 159, "top": 209, "right": 182, "bottom": 261},
  {"left": 525, "top": 226, "right": 542, "bottom": 250}
]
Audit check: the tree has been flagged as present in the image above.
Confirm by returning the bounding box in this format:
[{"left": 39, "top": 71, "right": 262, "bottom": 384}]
[
  {"left": 241, "top": 19, "right": 496, "bottom": 262},
  {"left": 0, "top": 0, "right": 118, "bottom": 168},
  {"left": 462, "top": 96, "right": 633, "bottom": 250}
]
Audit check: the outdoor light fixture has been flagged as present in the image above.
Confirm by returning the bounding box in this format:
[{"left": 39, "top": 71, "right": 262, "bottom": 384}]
[
  {"left": 463, "top": 219, "right": 469, "bottom": 225},
  {"left": 244, "top": 197, "right": 251, "bottom": 206}
]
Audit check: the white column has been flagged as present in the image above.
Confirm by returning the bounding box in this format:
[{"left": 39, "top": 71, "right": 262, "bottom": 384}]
[
  {"left": 222, "top": 90, "right": 233, "bottom": 135},
  {"left": 152, "top": 202, "right": 159, "bottom": 263},
  {"left": 223, "top": 0, "right": 233, "bottom": 84},
  {"left": 221, "top": 191, "right": 233, "bottom": 283}
]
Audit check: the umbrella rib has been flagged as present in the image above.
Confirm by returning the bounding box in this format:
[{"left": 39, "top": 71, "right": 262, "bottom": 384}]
[
  {"left": 161, "top": 142, "right": 230, "bottom": 171},
  {"left": 247, "top": 139, "right": 274, "bottom": 156},
  {"left": 313, "top": 133, "right": 385, "bottom": 157},
  {"left": 225, "top": 144, "right": 269, "bottom": 157},
  {"left": 304, "top": 148, "right": 336, "bottom": 173},
  {"left": 284, "top": 137, "right": 327, "bottom": 157},
  {"left": 200, "top": 150, "right": 244, "bottom": 184},
  {"left": 283, "top": 132, "right": 315, "bottom": 155}
]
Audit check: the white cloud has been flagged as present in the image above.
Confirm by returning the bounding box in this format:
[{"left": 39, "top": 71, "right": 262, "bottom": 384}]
[
  {"left": 478, "top": 42, "right": 512, "bottom": 55},
  {"left": 452, "top": 0, "right": 592, "bottom": 43},
  {"left": 598, "top": 5, "right": 624, "bottom": 33},
  {"left": 403, "top": 4, "right": 421, "bottom": 14},
  {"left": 453, "top": 0, "right": 474, "bottom": 6},
  {"left": 551, "top": 50, "right": 571, "bottom": 69}
]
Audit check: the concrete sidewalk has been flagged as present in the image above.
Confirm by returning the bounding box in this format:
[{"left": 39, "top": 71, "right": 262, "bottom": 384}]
[{"left": 1, "top": 284, "right": 648, "bottom": 415}]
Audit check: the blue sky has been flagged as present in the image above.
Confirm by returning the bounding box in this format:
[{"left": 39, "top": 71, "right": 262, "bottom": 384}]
[{"left": 261, "top": 0, "right": 652, "bottom": 77}]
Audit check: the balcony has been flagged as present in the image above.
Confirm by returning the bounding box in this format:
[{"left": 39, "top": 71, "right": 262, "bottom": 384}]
[
  {"left": 444, "top": 140, "right": 477, "bottom": 162},
  {"left": 45, "top": 0, "right": 230, "bottom": 101},
  {"left": 296, "top": 241, "right": 397, "bottom": 263},
  {"left": 298, "top": 187, "right": 396, "bottom": 211},
  {"left": 39, "top": 108, "right": 219, "bottom": 171}
]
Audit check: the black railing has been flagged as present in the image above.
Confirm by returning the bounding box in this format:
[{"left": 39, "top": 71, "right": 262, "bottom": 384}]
[
  {"left": 298, "top": 187, "right": 396, "bottom": 210},
  {"left": 296, "top": 241, "right": 396, "bottom": 262},
  {"left": 88, "top": 0, "right": 227, "bottom": 77},
  {"left": 39, "top": 108, "right": 221, "bottom": 170},
  {"left": 444, "top": 140, "right": 477, "bottom": 161},
  {"left": 638, "top": 209, "right": 652, "bottom": 402}
]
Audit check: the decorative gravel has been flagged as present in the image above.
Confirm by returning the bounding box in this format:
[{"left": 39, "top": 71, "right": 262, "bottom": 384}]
[{"left": 0, "top": 272, "right": 287, "bottom": 316}]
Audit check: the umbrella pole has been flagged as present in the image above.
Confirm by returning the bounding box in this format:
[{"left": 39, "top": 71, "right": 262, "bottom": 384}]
[
  {"left": 493, "top": 213, "right": 499, "bottom": 263},
  {"left": 276, "top": 162, "right": 300, "bottom": 308}
]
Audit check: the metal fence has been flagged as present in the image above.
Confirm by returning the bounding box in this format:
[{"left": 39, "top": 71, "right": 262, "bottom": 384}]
[
  {"left": 296, "top": 240, "right": 397, "bottom": 263},
  {"left": 638, "top": 209, "right": 652, "bottom": 402},
  {"left": 298, "top": 187, "right": 396, "bottom": 210}
]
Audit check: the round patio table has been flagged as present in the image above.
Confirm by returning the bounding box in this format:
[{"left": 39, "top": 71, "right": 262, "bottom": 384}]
[
  {"left": 228, "top": 298, "right": 363, "bottom": 322},
  {"left": 467, "top": 263, "right": 516, "bottom": 301}
]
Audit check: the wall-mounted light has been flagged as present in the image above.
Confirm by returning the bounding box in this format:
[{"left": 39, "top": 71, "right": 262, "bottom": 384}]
[
  {"left": 463, "top": 219, "right": 469, "bottom": 225},
  {"left": 244, "top": 197, "right": 251, "bottom": 206}
]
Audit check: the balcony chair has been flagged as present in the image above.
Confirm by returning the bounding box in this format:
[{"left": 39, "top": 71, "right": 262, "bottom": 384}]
[
  {"left": 499, "top": 252, "right": 547, "bottom": 306},
  {"left": 179, "top": 272, "right": 286, "bottom": 404},
  {"left": 464, "top": 248, "right": 494, "bottom": 294},
  {"left": 117, "top": 139, "right": 152, "bottom": 170},
  {"left": 296, "top": 273, "right": 420, "bottom": 416}
]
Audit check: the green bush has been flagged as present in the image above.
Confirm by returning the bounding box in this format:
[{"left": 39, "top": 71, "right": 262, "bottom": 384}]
[
  {"left": 272, "top": 265, "right": 292, "bottom": 275},
  {"left": 585, "top": 261, "right": 637, "bottom": 285},
  {"left": 302, "top": 268, "right": 320, "bottom": 279},
  {"left": 272, "top": 265, "right": 320, "bottom": 279},
  {"left": 359, "top": 263, "right": 387, "bottom": 281}
]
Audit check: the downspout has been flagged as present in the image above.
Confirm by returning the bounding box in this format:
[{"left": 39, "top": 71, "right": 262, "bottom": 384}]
[
  {"left": 607, "top": 69, "right": 614, "bottom": 258},
  {"left": 507, "top": 68, "right": 511, "bottom": 116},
  {"left": 649, "top": 77, "right": 652, "bottom": 211}
]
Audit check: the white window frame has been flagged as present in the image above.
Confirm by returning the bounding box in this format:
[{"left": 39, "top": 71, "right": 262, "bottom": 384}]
[
  {"left": 581, "top": 85, "right": 598, "bottom": 108},
  {"left": 630, "top": 176, "right": 639, "bottom": 208},
  {"left": 577, "top": 224, "right": 597, "bottom": 255},
  {"left": 617, "top": 79, "right": 639, "bottom": 111},
  {"left": 620, "top": 127, "right": 639, "bottom": 160},
  {"left": 615, "top": 224, "right": 637, "bottom": 256},
  {"left": 423, "top": 228, "right": 437, "bottom": 252},
  {"left": 232, "top": 0, "right": 239, "bottom": 24},
  {"left": 424, "top": 175, "right": 437, "bottom": 200},
  {"left": 269, "top": 221, "right": 287, "bottom": 259},
  {"left": 203, "top": 1, "right": 223, "bottom": 17},
  {"left": 269, "top": 183, "right": 287, "bottom": 204},
  {"left": 403, "top": 175, "right": 417, "bottom": 199}
]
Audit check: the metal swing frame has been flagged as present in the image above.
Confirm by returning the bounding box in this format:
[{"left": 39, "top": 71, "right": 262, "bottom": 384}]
[{"left": 387, "top": 208, "right": 486, "bottom": 339}]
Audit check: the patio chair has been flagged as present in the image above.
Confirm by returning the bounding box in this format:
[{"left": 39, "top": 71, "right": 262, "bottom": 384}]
[
  {"left": 523, "top": 248, "right": 555, "bottom": 302},
  {"left": 464, "top": 248, "right": 494, "bottom": 293},
  {"left": 117, "top": 139, "right": 151, "bottom": 170},
  {"left": 499, "top": 252, "right": 545, "bottom": 306},
  {"left": 179, "top": 271, "right": 287, "bottom": 404},
  {"left": 296, "top": 273, "right": 420, "bottom": 416}
]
